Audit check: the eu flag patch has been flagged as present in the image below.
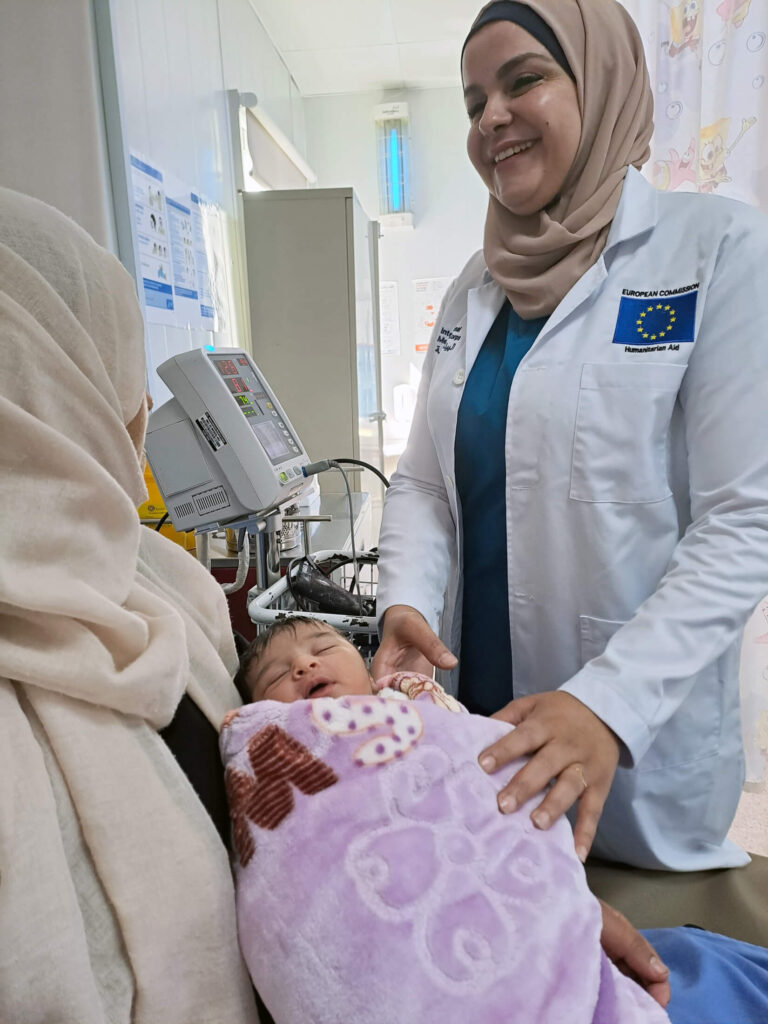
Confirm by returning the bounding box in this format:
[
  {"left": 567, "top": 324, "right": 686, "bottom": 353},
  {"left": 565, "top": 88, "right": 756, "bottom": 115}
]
[{"left": 612, "top": 288, "right": 698, "bottom": 346}]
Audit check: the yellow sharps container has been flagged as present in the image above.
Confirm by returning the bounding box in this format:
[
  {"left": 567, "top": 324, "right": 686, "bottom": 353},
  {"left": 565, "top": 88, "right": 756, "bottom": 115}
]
[{"left": 137, "top": 463, "right": 196, "bottom": 550}]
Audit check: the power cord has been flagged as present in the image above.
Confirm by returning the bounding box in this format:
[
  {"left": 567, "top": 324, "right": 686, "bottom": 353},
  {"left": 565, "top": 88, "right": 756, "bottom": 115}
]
[
  {"left": 302, "top": 459, "right": 364, "bottom": 599},
  {"left": 330, "top": 458, "right": 389, "bottom": 490},
  {"left": 333, "top": 461, "right": 361, "bottom": 598}
]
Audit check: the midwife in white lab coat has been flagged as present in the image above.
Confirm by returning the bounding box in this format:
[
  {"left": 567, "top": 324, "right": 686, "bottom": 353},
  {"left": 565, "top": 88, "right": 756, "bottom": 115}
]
[{"left": 373, "top": 0, "right": 768, "bottom": 871}]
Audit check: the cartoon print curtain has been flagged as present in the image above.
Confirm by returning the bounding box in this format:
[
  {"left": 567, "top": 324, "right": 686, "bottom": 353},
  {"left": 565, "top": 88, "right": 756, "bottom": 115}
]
[
  {"left": 620, "top": 0, "right": 768, "bottom": 788},
  {"left": 621, "top": 0, "right": 768, "bottom": 205}
]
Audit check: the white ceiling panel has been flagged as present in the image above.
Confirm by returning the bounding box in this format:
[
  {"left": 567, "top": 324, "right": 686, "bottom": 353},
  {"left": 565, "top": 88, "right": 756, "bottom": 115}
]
[
  {"left": 246, "top": 0, "right": 482, "bottom": 96},
  {"left": 248, "top": 0, "right": 396, "bottom": 52},
  {"left": 389, "top": 0, "right": 479, "bottom": 44},
  {"left": 399, "top": 39, "right": 463, "bottom": 89},
  {"left": 287, "top": 45, "right": 403, "bottom": 96}
]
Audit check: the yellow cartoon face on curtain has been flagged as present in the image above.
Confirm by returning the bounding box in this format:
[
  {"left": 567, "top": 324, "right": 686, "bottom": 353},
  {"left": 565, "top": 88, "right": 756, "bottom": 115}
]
[
  {"left": 669, "top": 0, "right": 703, "bottom": 57},
  {"left": 698, "top": 116, "right": 757, "bottom": 193}
]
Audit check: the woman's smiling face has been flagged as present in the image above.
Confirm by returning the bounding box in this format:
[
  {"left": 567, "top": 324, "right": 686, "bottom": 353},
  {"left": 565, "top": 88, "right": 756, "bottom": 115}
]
[{"left": 462, "top": 20, "right": 582, "bottom": 217}]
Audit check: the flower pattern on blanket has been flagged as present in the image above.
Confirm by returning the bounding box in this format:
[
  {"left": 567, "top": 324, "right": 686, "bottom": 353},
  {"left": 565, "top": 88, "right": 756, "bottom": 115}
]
[
  {"left": 310, "top": 695, "right": 424, "bottom": 766},
  {"left": 346, "top": 745, "right": 554, "bottom": 994},
  {"left": 220, "top": 698, "right": 671, "bottom": 1024},
  {"left": 224, "top": 723, "right": 338, "bottom": 866}
]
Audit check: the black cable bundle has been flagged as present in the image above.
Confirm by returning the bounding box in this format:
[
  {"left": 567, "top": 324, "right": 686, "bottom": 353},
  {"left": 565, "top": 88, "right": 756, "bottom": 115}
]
[{"left": 285, "top": 551, "right": 377, "bottom": 617}]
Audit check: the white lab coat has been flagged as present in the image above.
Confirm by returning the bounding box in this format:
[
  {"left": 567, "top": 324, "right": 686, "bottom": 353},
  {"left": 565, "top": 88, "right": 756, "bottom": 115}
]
[{"left": 377, "top": 167, "right": 768, "bottom": 870}]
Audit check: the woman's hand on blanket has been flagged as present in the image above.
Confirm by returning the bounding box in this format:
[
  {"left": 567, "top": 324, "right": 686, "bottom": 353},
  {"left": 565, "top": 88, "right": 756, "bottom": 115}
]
[
  {"left": 480, "top": 691, "right": 620, "bottom": 861},
  {"left": 372, "top": 605, "right": 458, "bottom": 680},
  {"left": 599, "top": 900, "right": 671, "bottom": 1008}
]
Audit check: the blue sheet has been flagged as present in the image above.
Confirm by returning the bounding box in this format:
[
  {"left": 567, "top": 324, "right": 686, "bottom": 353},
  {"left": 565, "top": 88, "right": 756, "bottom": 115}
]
[{"left": 642, "top": 927, "right": 768, "bottom": 1024}]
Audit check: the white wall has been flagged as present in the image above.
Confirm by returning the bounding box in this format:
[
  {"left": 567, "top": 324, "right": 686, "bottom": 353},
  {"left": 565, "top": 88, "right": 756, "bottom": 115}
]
[
  {"left": 107, "top": 0, "right": 237, "bottom": 399},
  {"left": 0, "top": 0, "right": 308, "bottom": 401},
  {"left": 103, "top": 0, "right": 309, "bottom": 399},
  {"left": 304, "top": 86, "right": 488, "bottom": 425},
  {"left": 218, "top": 0, "right": 307, "bottom": 157},
  {"left": 0, "top": 0, "right": 115, "bottom": 249}
]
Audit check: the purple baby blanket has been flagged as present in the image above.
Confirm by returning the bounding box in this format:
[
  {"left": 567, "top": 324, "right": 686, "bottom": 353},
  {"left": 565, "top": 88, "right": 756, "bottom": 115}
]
[{"left": 220, "top": 694, "right": 669, "bottom": 1024}]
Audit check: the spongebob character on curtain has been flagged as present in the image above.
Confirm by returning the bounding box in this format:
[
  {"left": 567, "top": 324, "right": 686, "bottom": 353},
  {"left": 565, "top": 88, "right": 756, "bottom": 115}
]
[
  {"left": 653, "top": 138, "right": 698, "bottom": 191},
  {"left": 698, "top": 116, "right": 757, "bottom": 192},
  {"left": 669, "top": 0, "right": 703, "bottom": 58},
  {"left": 717, "top": 0, "right": 753, "bottom": 30}
]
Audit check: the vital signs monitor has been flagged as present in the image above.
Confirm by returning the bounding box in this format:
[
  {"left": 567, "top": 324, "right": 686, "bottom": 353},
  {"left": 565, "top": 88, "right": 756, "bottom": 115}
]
[{"left": 145, "top": 348, "right": 310, "bottom": 531}]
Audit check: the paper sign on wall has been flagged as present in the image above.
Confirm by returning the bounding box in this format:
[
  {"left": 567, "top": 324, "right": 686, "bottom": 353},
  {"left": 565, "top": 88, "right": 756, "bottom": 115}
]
[
  {"left": 166, "top": 195, "right": 200, "bottom": 328},
  {"left": 196, "top": 198, "right": 233, "bottom": 335},
  {"left": 130, "top": 155, "right": 175, "bottom": 324},
  {"left": 191, "top": 193, "right": 215, "bottom": 331},
  {"left": 130, "top": 154, "right": 231, "bottom": 336},
  {"left": 413, "top": 277, "right": 452, "bottom": 353}
]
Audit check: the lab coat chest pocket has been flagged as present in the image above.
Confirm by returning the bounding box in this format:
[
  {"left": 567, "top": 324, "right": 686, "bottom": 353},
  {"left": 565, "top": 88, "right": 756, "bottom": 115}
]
[{"left": 570, "top": 363, "right": 687, "bottom": 503}]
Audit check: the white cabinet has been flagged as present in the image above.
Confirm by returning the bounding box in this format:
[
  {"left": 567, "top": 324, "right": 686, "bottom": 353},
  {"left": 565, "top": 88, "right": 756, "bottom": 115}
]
[{"left": 241, "top": 189, "right": 385, "bottom": 497}]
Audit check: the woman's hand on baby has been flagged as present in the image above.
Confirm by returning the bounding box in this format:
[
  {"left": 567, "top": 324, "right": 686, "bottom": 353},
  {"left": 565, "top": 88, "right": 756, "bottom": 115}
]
[
  {"left": 479, "top": 691, "right": 620, "bottom": 861},
  {"left": 599, "top": 900, "right": 671, "bottom": 1008},
  {"left": 371, "top": 605, "right": 457, "bottom": 681}
]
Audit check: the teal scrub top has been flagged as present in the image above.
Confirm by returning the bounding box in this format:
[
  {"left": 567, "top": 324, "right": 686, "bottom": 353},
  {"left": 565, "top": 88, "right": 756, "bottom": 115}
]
[{"left": 454, "top": 300, "right": 548, "bottom": 716}]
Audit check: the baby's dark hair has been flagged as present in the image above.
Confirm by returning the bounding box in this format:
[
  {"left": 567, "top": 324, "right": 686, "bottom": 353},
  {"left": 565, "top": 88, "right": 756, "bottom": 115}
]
[{"left": 234, "top": 616, "right": 346, "bottom": 701}]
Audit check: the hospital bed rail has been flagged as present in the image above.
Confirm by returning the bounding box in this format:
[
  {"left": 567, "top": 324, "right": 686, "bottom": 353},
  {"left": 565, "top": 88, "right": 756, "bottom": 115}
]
[{"left": 246, "top": 548, "right": 379, "bottom": 660}]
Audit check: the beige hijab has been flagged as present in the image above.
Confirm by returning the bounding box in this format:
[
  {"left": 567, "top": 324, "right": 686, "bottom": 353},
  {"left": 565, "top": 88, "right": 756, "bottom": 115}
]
[
  {"left": 0, "top": 188, "right": 257, "bottom": 1023},
  {"left": 474, "top": 0, "right": 654, "bottom": 318}
]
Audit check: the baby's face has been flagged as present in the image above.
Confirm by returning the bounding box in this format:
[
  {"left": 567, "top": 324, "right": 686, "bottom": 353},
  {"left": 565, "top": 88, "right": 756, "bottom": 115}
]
[{"left": 248, "top": 624, "right": 373, "bottom": 703}]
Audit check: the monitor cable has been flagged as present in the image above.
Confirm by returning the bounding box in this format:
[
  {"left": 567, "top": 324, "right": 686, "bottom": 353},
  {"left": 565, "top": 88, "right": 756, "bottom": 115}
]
[{"left": 301, "top": 459, "right": 368, "bottom": 601}]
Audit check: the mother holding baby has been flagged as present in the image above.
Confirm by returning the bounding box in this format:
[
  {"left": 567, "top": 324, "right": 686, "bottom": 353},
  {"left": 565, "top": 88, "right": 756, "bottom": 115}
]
[{"left": 375, "top": 0, "right": 768, "bottom": 872}]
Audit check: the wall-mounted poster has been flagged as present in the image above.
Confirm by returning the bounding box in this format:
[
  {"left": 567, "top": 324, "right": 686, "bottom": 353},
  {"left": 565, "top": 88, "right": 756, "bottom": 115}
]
[
  {"left": 129, "top": 154, "right": 175, "bottom": 324},
  {"left": 166, "top": 195, "right": 200, "bottom": 329},
  {"left": 190, "top": 192, "right": 215, "bottom": 331}
]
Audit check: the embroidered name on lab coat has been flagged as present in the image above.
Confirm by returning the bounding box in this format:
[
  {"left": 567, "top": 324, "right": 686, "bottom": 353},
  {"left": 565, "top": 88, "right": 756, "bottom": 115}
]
[
  {"left": 613, "top": 285, "right": 698, "bottom": 354},
  {"left": 436, "top": 325, "right": 463, "bottom": 354}
]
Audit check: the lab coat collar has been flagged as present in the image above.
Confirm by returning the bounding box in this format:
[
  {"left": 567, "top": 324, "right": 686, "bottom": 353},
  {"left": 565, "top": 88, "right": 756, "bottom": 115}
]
[
  {"left": 603, "top": 167, "right": 659, "bottom": 254},
  {"left": 466, "top": 281, "right": 505, "bottom": 372},
  {"left": 467, "top": 167, "right": 658, "bottom": 360}
]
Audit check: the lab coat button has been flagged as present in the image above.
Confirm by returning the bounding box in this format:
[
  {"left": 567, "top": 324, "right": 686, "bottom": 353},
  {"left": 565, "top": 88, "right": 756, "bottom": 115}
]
[{"left": 453, "top": 370, "right": 465, "bottom": 386}]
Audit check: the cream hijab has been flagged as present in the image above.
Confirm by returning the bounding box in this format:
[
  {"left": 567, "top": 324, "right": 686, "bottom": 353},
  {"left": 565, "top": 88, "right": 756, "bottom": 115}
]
[
  {"left": 0, "top": 188, "right": 257, "bottom": 1023},
  {"left": 470, "top": 0, "right": 654, "bottom": 319}
]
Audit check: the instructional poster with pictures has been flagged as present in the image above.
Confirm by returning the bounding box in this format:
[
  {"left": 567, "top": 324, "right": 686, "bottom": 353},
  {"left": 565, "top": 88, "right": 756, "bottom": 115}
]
[
  {"left": 129, "top": 155, "right": 175, "bottom": 324},
  {"left": 130, "top": 154, "right": 231, "bottom": 335},
  {"left": 413, "top": 277, "right": 452, "bottom": 353},
  {"left": 166, "top": 195, "right": 200, "bottom": 329}
]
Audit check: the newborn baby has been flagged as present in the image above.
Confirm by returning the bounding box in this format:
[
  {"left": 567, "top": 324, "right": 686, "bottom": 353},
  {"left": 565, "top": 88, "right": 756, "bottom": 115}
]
[
  {"left": 222, "top": 617, "right": 670, "bottom": 1024},
  {"left": 234, "top": 615, "right": 464, "bottom": 712}
]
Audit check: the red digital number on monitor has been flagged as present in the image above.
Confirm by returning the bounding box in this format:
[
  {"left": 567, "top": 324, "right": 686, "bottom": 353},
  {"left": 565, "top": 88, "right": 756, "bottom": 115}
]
[{"left": 215, "top": 359, "right": 239, "bottom": 377}]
